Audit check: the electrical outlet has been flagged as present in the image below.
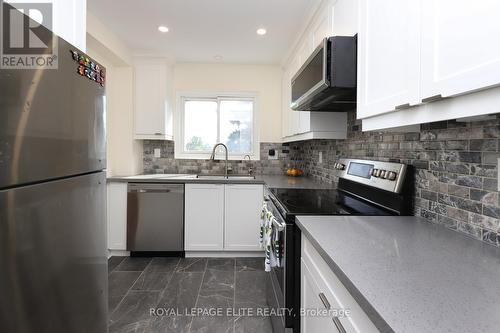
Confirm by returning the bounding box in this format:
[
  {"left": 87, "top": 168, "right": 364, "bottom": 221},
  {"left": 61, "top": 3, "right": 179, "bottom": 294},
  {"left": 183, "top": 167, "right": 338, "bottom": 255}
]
[
  {"left": 319, "top": 152, "right": 323, "bottom": 164},
  {"left": 154, "top": 148, "right": 161, "bottom": 158},
  {"left": 268, "top": 149, "right": 278, "bottom": 160}
]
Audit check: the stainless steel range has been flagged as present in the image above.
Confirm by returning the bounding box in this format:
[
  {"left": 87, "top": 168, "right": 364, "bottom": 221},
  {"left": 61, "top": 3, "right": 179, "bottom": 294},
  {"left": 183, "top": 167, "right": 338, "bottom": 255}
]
[{"left": 264, "top": 159, "right": 413, "bottom": 333}]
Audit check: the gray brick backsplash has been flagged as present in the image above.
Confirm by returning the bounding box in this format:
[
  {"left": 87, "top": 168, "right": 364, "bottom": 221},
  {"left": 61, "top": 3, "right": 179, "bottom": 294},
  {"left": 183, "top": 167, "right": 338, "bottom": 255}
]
[
  {"left": 142, "top": 141, "right": 293, "bottom": 176},
  {"left": 286, "top": 110, "right": 500, "bottom": 248}
]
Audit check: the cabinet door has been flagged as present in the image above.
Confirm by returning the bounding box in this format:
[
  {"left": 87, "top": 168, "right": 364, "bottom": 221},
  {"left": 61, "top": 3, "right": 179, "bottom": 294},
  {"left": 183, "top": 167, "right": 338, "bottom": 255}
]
[
  {"left": 289, "top": 57, "right": 302, "bottom": 135},
  {"left": 107, "top": 182, "right": 128, "bottom": 250},
  {"left": 185, "top": 184, "right": 224, "bottom": 251},
  {"left": 311, "top": 5, "right": 333, "bottom": 47},
  {"left": 282, "top": 69, "right": 292, "bottom": 138},
  {"left": 224, "top": 184, "right": 264, "bottom": 251},
  {"left": 296, "top": 42, "right": 312, "bottom": 134},
  {"left": 421, "top": 0, "right": 500, "bottom": 100},
  {"left": 357, "top": 0, "right": 421, "bottom": 119},
  {"left": 53, "top": 0, "right": 87, "bottom": 51},
  {"left": 301, "top": 260, "right": 341, "bottom": 333},
  {"left": 134, "top": 61, "right": 172, "bottom": 140}
]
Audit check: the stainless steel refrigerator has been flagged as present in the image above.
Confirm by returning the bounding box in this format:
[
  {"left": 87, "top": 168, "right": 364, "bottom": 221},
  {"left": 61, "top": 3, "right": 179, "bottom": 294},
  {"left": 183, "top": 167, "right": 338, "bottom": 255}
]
[{"left": 0, "top": 10, "right": 108, "bottom": 333}]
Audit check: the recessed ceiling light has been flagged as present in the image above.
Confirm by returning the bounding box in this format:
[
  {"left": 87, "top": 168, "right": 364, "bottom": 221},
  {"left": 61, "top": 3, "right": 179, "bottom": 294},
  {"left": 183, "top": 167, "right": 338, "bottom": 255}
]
[
  {"left": 158, "top": 26, "right": 169, "bottom": 33},
  {"left": 256, "top": 28, "right": 267, "bottom": 36},
  {"left": 214, "top": 55, "right": 223, "bottom": 61}
]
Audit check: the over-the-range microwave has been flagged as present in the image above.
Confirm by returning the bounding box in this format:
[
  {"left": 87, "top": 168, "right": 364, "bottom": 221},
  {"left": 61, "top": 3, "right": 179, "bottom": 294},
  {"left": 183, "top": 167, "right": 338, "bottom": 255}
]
[{"left": 291, "top": 35, "right": 357, "bottom": 112}]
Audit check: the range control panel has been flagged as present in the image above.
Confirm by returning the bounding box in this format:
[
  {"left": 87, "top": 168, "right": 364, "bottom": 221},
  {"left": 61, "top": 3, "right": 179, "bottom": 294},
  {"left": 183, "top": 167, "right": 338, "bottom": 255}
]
[{"left": 336, "top": 159, "right": 407, "bottom": 193}]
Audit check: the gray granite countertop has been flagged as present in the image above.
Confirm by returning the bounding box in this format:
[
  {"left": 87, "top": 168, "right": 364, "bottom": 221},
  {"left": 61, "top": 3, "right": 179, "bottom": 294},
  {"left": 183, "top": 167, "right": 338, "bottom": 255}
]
[
  {"left": 107, "top": 174, "right": 333, "bottom": 189},
  {"left": 296, "top": 215, "right": 500, "bottom": 333}
]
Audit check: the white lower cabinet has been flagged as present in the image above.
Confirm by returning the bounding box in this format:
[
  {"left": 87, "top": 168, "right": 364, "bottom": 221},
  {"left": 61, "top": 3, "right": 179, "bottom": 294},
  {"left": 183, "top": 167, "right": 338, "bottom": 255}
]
[
  {"left": 224, "top": 184, "right": 264, "bottom": 251},
  {"left": 185, "top": 184, "right": 264, "bottom": 252},
  {"left": 301, "top": 260, "right": 341, "bottom": 332},
  {"left": 107, "top": 182, "right": 128, "bottom": 250},
  {"left": 301, "top": 235, "right": 379, "bottom": 333},
  {"left": 185, "top": 184, "right": 225, "bottom": 251}
]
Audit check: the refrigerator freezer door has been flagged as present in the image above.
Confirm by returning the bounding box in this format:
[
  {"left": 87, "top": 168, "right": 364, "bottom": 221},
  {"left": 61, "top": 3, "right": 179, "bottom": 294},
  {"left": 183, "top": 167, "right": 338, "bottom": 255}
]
[
  {"left": 0, "top": 172, "right": 107, "bottom": 333},
  {"left": 0, "top": 37, "right": 106, "bottom": 189}
]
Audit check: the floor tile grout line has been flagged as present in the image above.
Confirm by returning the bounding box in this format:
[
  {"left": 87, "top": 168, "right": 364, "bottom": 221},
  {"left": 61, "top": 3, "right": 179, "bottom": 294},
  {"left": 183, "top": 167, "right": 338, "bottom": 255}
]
[
  {"left": 188, "top": 258, "right": 209, "bottom": 333},
  {"left": 111, "top": 257, "right": 181, "bottom": 331},
  {"left": 142, "top": 257, "right": 154, "bottom": 273},
  {"left": 233, "top": 257, "right": 237, "bottom": 333},
  {"left": 109, "top": 256, "right": 126, "bottom": 274},
  {"left": 109, "top": 269, "right": 144, "bottom": 319},
  {"left": 146, "top": 257, "right": 182, "bottom": 332},
  {"left": 157, "top": 257, "right": 181, "bottom": 301},
  {"left": 114, "top": 257, "right": 152, "bottom": 273}
]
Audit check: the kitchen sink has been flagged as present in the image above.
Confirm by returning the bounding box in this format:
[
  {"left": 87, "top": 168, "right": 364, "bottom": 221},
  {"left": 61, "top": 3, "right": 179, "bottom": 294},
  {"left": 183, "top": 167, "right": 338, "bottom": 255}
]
[{"left": 196, "top": 174, "right": 256, "bottom": 180}]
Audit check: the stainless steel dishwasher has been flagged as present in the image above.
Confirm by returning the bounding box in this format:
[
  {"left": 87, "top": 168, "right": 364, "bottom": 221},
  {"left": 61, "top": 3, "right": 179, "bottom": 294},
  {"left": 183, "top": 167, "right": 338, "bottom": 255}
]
[{"left": 127, "top": 183, "right": 184, "bottom": 254}]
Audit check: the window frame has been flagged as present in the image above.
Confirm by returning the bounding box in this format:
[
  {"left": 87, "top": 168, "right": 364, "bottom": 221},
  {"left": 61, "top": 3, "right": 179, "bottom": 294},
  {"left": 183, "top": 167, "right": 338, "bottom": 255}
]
[{"left": 174, "top": 91, "right": 260, "bottom": 160}]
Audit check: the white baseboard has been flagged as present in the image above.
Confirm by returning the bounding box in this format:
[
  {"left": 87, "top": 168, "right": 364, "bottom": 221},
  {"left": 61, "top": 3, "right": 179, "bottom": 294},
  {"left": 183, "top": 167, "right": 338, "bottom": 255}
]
[
  {"left": 185, "top": 251, "right": 265, "bottom": 258},
  {"left": 108, "top": 250, "right": 264, "bottom": 258},
  {"left": 108, "top": 250, "right": 130, "bottom": 258}
]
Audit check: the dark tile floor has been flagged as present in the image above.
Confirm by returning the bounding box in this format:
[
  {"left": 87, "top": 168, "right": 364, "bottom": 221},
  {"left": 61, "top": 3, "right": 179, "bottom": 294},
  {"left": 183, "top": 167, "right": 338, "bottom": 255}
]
[{"left": 108, "top": 257, "right": 273, "bottom": 333}]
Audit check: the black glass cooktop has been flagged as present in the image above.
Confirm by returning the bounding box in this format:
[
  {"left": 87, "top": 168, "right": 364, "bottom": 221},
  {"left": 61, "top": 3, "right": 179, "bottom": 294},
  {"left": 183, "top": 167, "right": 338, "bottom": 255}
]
[
  {"left": 270, "top": 188, "right": 351, "bottom": 215},
  {"left": 270, "top": 188, "right": 393, "bottom": 216}
]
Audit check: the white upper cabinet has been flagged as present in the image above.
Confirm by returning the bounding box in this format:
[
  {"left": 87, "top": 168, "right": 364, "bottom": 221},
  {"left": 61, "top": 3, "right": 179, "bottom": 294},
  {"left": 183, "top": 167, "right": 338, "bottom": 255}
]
[
  {"left": 420, "top": 0, "right": 500, "bottom": 100},
  {"left": 357, "top": 0, "right": 421, "bottom": 119},
  {"left": 311, "top": 9, "right": 332, "bottom": 47},
  {"left": 133, "top": 58, "right": 173, "bottom": 140},
  {"left": 358, "top": 0, "right": 500, "bottom": 126},
  {"left": 281, "top": 0, "right": 348, "bottom": 142},
  {"left": 6, "top": 0, "right": 86, "bottom": 51}
]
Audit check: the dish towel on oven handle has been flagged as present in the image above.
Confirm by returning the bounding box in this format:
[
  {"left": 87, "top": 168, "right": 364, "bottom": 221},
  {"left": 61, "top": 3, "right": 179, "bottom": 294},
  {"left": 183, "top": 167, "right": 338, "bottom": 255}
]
[
  {"left": 260, "top": 203, "right": 273, "bottom": 272},
  {"left": 271, "top": 225, "right": 282, "bottom": 268}
]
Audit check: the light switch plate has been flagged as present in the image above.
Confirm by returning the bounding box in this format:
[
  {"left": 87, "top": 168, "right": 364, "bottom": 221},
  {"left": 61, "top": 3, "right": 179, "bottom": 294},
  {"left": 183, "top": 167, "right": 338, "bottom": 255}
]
[
  {"left": 154, "top": 148, "right": 161, "bottom": 158},
  {"left": 319, "top": 152, "right": 323, "bottom": 164}
]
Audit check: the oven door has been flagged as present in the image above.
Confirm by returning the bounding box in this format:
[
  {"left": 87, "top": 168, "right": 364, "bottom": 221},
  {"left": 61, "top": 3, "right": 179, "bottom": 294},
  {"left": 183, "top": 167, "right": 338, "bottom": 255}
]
[{"left": 265, "top": 197, "right": 295, "bottom": 332}]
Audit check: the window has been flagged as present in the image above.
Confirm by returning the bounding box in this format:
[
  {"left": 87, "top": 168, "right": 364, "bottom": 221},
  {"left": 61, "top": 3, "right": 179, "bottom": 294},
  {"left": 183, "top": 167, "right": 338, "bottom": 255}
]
[{"left": 176, "top": 93, "right": 258, "bottom": 160}]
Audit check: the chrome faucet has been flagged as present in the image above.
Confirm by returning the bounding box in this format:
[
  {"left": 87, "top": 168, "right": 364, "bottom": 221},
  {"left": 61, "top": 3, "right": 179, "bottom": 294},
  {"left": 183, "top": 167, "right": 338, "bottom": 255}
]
[
  {"left": 210, "top": 143, "right": 229, "bottom": 178},
  {"left": 244, "top": 155, "right": 253, "bottom": 175}
]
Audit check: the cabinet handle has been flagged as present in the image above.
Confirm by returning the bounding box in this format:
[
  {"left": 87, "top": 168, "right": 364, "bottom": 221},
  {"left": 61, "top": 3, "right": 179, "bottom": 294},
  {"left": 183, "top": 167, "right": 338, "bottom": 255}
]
[
  {"left": 318, "top": 293, "right": 331, "bottom": 310},
  {"left": 395, "top": 103, "right": 410, "bottom": 110},
  {"left": 332, "top": 317, "right": 347, "bottom": 333},
  {"left": 154, "top": 132, "right": 163, "bottom": 136},
  {"left": 422, "top": 94, "right": 443, "bottom": 103}
]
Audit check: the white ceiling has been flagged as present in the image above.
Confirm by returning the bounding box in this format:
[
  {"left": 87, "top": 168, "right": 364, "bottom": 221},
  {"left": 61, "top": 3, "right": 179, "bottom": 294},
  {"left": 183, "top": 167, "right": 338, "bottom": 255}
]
[{"left": 87, "top": 0, "right": 320, "bottom": 64}]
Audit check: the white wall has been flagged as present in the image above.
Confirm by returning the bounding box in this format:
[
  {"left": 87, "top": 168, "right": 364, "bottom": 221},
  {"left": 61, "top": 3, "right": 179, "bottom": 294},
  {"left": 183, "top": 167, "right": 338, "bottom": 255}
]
[
  {"left": 87, "top": 12, "right": 132, "bottom": 66},
  {"left": 173, "top": 63, "right": 283, "bottom": 143},
  {"left": 87, "top": 12, "right": 142, "bottom": 176}
]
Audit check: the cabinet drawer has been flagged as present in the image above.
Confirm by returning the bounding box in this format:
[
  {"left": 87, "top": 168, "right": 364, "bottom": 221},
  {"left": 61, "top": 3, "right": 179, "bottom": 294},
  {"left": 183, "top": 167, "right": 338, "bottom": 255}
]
[
  {"left": 301, "top": 259, "right": 342, "bottom": 333},
  {"left": 301, "top": 235, "right": 379, "bottom": 333}
]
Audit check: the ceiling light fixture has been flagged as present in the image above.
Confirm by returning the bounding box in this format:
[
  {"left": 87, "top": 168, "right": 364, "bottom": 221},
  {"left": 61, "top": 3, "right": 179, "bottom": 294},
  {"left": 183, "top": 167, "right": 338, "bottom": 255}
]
[
  {"left": 256, "top": 28, "right": 267, "bottom": 36},
  {"left": 158, "top": 26, "right": 169, "bottom": 33},
  {"left": 214, "top": 55, "right": 223, "bottom": 61}
]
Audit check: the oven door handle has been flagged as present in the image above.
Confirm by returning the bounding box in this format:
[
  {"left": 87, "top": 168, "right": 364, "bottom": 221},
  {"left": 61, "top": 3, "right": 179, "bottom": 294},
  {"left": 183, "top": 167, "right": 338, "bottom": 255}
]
[{"left": 272, "top": 218, "right": 286, "bottom": 231}]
